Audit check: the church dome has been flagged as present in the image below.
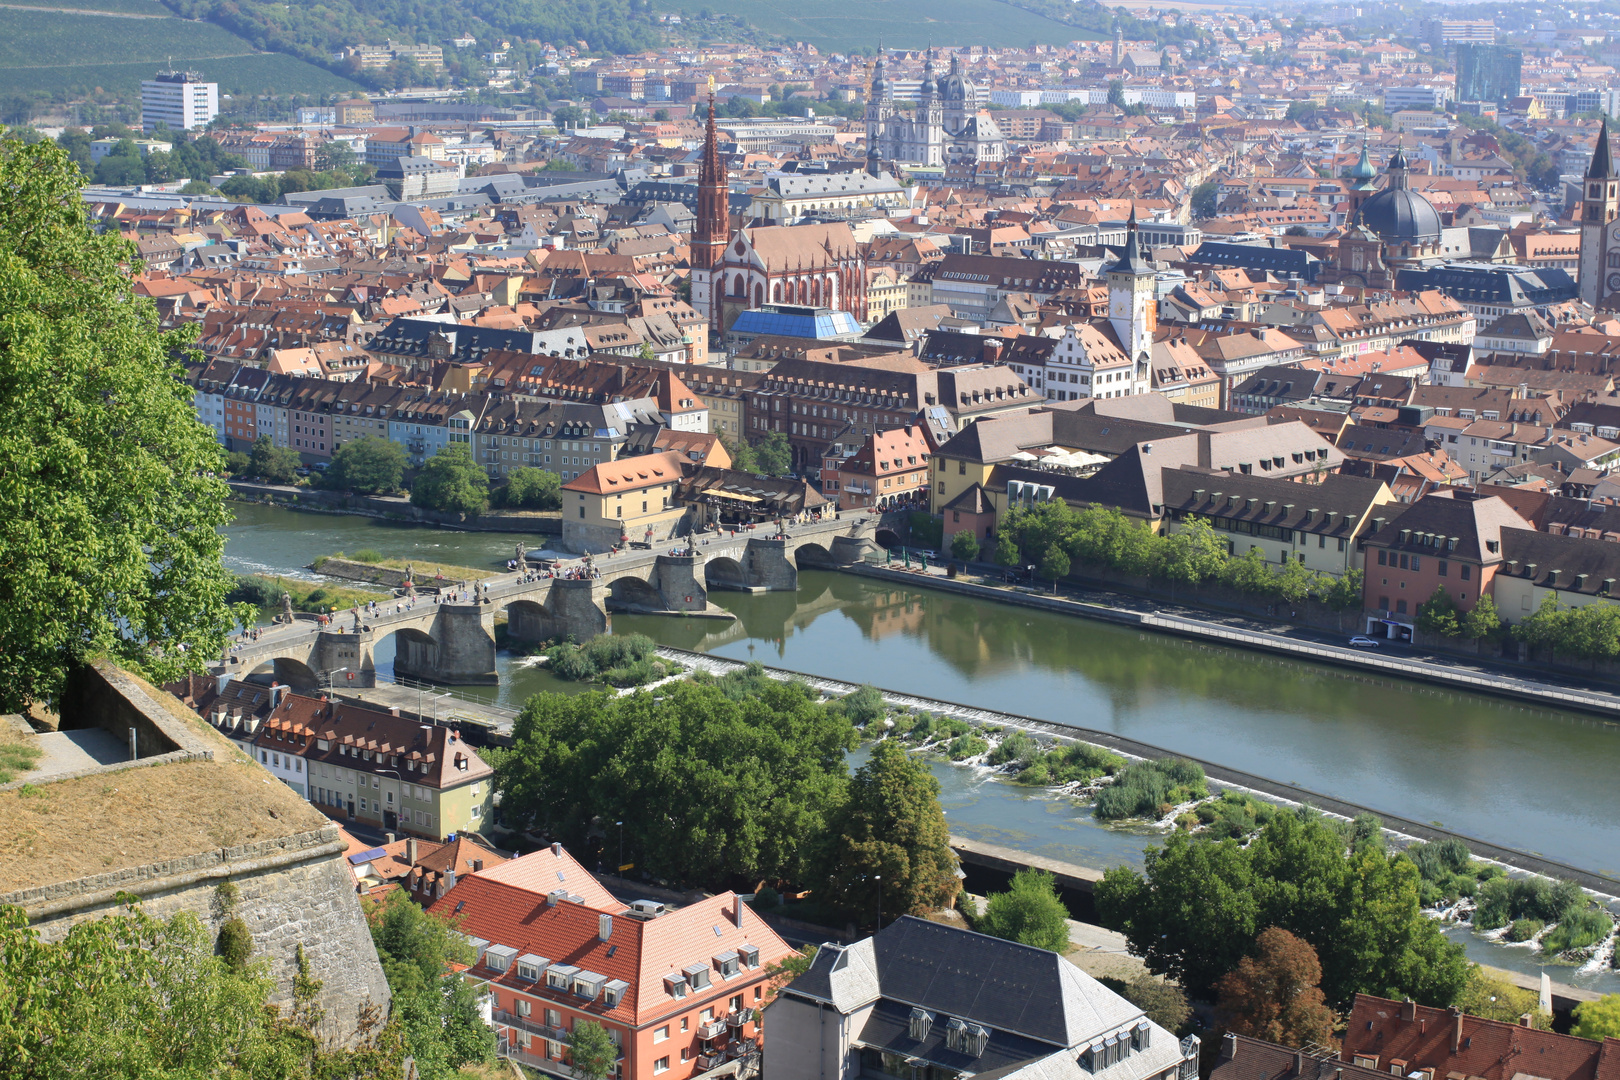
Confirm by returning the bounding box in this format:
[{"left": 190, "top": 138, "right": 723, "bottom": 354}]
[
  {"left": 939, "top": 52, "right": 971, "bottom": 102},
  {"left": 919, "top": 49, "right": 938, "bottom": 98},
  {"left": 1356, "top": 186, "right": 1441, "bottom": 244}
]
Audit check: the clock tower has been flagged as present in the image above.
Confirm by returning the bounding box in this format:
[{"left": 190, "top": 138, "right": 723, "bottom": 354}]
[{"left": 1579, "top": 116, "right": 1620, "bottom": 309}]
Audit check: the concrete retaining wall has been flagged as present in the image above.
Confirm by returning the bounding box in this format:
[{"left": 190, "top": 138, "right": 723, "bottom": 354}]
[{"left": 228, "top": 481, "right": 562, "bottom": 534}]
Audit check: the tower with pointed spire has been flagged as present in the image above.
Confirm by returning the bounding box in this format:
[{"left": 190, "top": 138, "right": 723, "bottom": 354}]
[
  {"left": 1579, "top": 116, "right": 1619, "bottom": 309},
  {"left": 691, "top": 90, "right": 730, "bottom": 342},
  {"left": 1106, "top": 209, "right": 1156, "bottom": 393}
]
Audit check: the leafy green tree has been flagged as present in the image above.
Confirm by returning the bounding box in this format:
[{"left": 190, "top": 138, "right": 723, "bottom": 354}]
[
  {"left": 1155, "top": 516, "right": 1227, "bottom": 586},
  {"left": 226, "top": 450, "right": 252, "bottom": 475},
  {"left": 0, "top": 900, "right": 400, "bottom": 1078},
  {"left": 1461, "top": 594, "right": 1502, "bottom": 642},
  {"left": 498, "top": 681, "right": 856, "bottom": 886},
  {"left": 326, "top": 435, "right": 406, "bottom": 495},
  {"left": 1039, "top": 544, "right": 1070, "bottom": 592},
  {"left": 313, "top": 139, "right": 357, "bottom": 174},
  {"left": 1096, "top": 811, "right": 1468, "bottom": 1007},
  {"left": 181, "top": 179, "right": 221, "bottom": 196},
  {"left": 551, "top": 105, "right": 588, "bottom": 128},
  {"left": 0, "top": 134, "right": 247, "bottom": 711},
  {"left": 365, "top": 891, "right": 493, "bottom": 1078},
  {"left": 764, "top": 945, "right": 818, "bottom": 1001},
  {"left": 950, "top": 530, "right": 981, "bottom": 563},
  {"left": 814, "top": 739, "right": 959, "bottom": 923},
  {"left": 1215, "top": 927, "right": 1338, "bottom": 1048},
  {"left": 995, "top": 531, "right": 1022, "bottom": 569},
  {"left": 752, "top": 431, "right": 793, "bottom": 477},
  {"left": 55, "top": 127, "right": 92, "bottom": 173},
  {"left": 1572, "top": 994, "right": 1620, "bottom": 1041},
  {"left": 411, "top": 444, "right": 490, "bottom": 517},
  {"left": 250, "top": 436, "right": 303, "bottom": 484},
  {"left": 220, "top": 173, "right": 276, "bottom": 203},
  {"left": 722, "top": 435, "right": 759, "bottom": 473},
  {"left": 568, "top": 1020, "right": 618, "bottom": 1080},
  {"left": 838, "top": 684, "right": 888, "bottom": 726},
  {"left": 1121, "top": 974, "right": 1191, "bottom": 1033},
  {"left": 94, "top": 150, "right": 145, "bottom": 187},
  {"left": 1416, "top": 586, "right": 1461, "bottom": 637},
  {"left": 1457, "top": 968, "right": 1551, "bottom": 1029},
  {"left": 1319, "top": 568, "right": 1364, "bottom": 612},
  {"left": 976, "top": 869, "right": 1071, "bottom": 952},
  {"left": 1190, "top": 181, "right": 1219, "bottom": 219},
  {"left": 500, "top": 466, "right": 563, "bottom": 509}
]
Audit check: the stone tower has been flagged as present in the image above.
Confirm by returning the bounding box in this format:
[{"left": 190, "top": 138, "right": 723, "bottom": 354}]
[
  {"left": 1106, "top": 209, "right": 1156, "bottom": 392},
  {"left": 692, "top": 92, "right": 730, "bottom": 341},
  {"left": 1579, "top": 115, "right": 1620, "bottom": 309}
]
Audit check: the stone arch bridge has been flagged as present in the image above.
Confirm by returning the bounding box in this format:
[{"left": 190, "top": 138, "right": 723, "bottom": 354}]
[{"left": 219, "top": 518, "right": 882, "bottom": 689}]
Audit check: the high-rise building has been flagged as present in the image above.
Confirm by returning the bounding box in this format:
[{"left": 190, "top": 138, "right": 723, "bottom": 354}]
[
  {"left": 140, "top": 70, "right": 218, "bottom": 133},
  {"left": 1578, "top": 117, "right": 1620, "bottom": 309},
  {"left": 690, "top": 93, "right": 730, "bottom": 342},
  {"left": 1454, "top": 44, "right": 1522, "bottom": 106}
]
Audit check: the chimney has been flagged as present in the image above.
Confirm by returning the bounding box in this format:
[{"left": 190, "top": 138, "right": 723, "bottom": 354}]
[
  {"left": 1450, "top": 1007, "right": 1463, "bottom": 1052},
  {"left": 552, "top": 841, "right": 563, "bottom": 857},
  {"left": 1401, "top": 999, "right": 1417, "bottom": 1022},
  {"left": 1221, "top": 1033, "right": 1238, "bottom": 1061},
  {"left": 407, "top": 837, "right": 418, "bottom": 864},
  {"left": 735, "top": 899, "right": 745, "bottom": 928},
  {"left": 1520, "top": 1014, "right": 1533, "bottom": 1028},
  {"left": 386, "top": 832, "right": 396, "bottom": 844},
  {"left": 445, "top": 868, "right": 456, "bottom": 892}
]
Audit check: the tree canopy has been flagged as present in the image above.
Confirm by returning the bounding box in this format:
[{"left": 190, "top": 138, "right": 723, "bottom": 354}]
[
  {"left": 326, "top": 436, "right": 406, "bottom": 495},
  {"left": 751, "top": 432, "right": 794, "bottom": 477},
  {"left": 1096, "top": 810, "right": 1469, "bottom": 1007},
  {"left": 812, "top": 739, "right": 960, "bottom": 923},
  {"left": 496, "top": 680, "right": 858, "bottom": 885},
  {"left": 250, "top": 436, "right": 303, "bottom": 485},
  {"left": 1215, "top": 927, "right": 1338, "bottom": 1049},
  {"left": 975, "top": 868, "right": 1071, "bottom": 953},
  {"left": 567, "top": 1020, "right": 618, "bottom": 1080},
  {"left": 0, "top": 900, "right": 400, "bottom": 1079},
  {"left": 0, "top": 134, "right": 246, "bottom": 711},
  {"left": 364, "top": 892, "right": 493, "bottom": 1078},
  {"left": 498, "top": 466, "right": 562, "bottom": 510},
  {"left": 410, "top": 444, "right": 489, "bottom": 517},
  {"left": 1572, "top": 995, "right": 1620, "bottom": 1041}
]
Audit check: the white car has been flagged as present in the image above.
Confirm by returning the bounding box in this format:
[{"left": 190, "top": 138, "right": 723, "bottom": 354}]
[{"left": 1347, "top": 636, "right": 1381, "bottom": 649}]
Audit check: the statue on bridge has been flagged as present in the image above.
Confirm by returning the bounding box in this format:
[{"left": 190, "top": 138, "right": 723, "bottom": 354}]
[
  {"left": 515, "top": 543, "right": 526, "bottom": 569},
  {"left": 280, "top": 592, "right": 294, "bottom": 625},
  {"left": 352, "top": 606, "right": 362, "bottom": 632}
]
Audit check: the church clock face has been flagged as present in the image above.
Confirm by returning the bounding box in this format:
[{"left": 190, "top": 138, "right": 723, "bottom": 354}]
[{"left": 1607, "top": 272, "right": 1620, "bottom": 292}]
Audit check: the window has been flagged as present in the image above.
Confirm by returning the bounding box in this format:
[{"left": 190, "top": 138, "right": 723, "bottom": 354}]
[
  {"left": 654, "top": 1026, "right": 669, "bottom": 1043},
  {"left": 518, "top": 999, "right": 531, "bottom": 1017},
  {"left": 654, "top": 1059, "right": 670, "bottom": 1075},
  {"left": 1460, "top": 565, "right": 1471, "bottom": 581},
  {"left": 547, "top": 1009, "right": 562, "bottom": 1028},
  {"left": 681, "top": 1019, "right": 689, "bottom": 1033},
  {"left": 1438, "top": 560, "right": 1448, "bottom": 577},
  {"left": 1396, "top": 600, "right": 1408, "bottom": 615}
]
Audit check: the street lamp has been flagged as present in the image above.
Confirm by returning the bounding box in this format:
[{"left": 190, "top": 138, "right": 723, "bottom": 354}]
[
  {"left": 875, "top": 873, "right": 882, "bottom": 930},
  {"left": 319, "top": 667, "right": 348, "bottom": 691},
  {"left": 616, "top": 820, "right": 624, "bottom": 870}
]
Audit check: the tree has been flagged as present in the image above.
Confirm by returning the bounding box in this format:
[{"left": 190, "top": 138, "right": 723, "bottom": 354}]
[
  {"left": 500, "top": 466, "right": 562, "bottom": 510},
  {"left": 1461, "top": 594, "right": 1502, "bottom": 642},
  {"left": 365, "top": 891, "right": 494, "bottom": 1078},
  {"left": 1286, "top": 101, "right": 1316, "bottom": 121},
  {"left": 995, "top": 532, "right": 1022, "bottom": 569},
  {"left": 950, "top": 530, "right": 981, "bottom": 563},
  {"left": 813, "top": 739, "right": 959, "bottom": 924},
  {"left": 181, "top": 179, "right": 221, "bottom": 196},
  {"left": 1096, "top": 812, "right": 1469, "bottom": 1007},
  {"left": 1456, "top": 968, "right": 1551, "bottom": 1030},
  {"left": 1216, "top": 928, "right": 1338, "bottom": 1048},
  {"left": 1416, "top": 586, "right": 1461, "bottom": 638},
  {"left": 568, "top": 1020, "right": 618, "bottom": 1080},
  {"left": 752, "top": 431, "right": 793, "bottom": 477},
  {"left": 1107, "top": 79, "right": 1126, "bottom": 107},
  {"left": 219, "top": 173, "right": 275, "bottom": 203},
  {"left": 551, "top": 105, "right": 588, "bottom": 128},
  {"left": 313, "top": 139, "right": 356, "bottom": 174},
  {"left": 0, "top": 135, "right": 248, "bottom": 712},
  {"left": 498, "top": 681, "right": 856, "bottom": 886},
  {"left": 411, "top": 444, "right": 490, "bottom": 517},
  {"left": 1040, "top": 544, "right": 1070, "bottom": 592},
  {"left": 976, "top": 869, "right": 1071, "bottom": 953},
  {"left": 722, "top": 435, "right": 759, "bottom": 473},
  {"left": 250, "top": 436, "right": 302, "bottom": 484},
  {"left": 0, "top": 899, "right": 400, "bottom": 1078},
  {"left": 1190, "top": 181, "right": 1219, "bottom": 219},
  {"left": 326, "top": 435, "right": 406, "bottom": 495},
  {"left": 764, "top": 945, "right": 818, "bottom": 1001},
  {"left": 1572, "top": 995, "right": 1620, "bottom": 1041},
  {"left": 1121, "top": 974, "right": 1191, "bottom": 1033}
]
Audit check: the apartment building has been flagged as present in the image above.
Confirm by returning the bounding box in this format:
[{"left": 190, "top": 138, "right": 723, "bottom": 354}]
[{"left": 432, "top": 843, "right": 797, "bottom": 1079}]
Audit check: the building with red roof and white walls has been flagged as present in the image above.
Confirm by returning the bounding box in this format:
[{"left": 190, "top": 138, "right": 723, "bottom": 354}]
[{"left": 428, "top": 842, "right": 799, "bottom": 1080}]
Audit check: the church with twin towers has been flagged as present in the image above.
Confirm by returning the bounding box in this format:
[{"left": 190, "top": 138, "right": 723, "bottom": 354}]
[{"left": 864, "top": 48, "right": 1007, "bottom": 171}]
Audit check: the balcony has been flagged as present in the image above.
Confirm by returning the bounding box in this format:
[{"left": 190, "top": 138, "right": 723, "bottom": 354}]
[
  {"left": 698, "top": 1020, "right": 727, "bottom": 1040},
  {"left": 726, "top": 1009, "right": 750, "bottom": 1028},
  {"left": 698, "top": 1055, "right": 722, "bottom": 1071},
  {"left": 493, "top": 1008, "right": 569, "bottom": 1043}
]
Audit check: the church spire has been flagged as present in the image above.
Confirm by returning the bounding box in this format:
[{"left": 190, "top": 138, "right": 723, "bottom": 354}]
[
  {"left": 1110, "top": 206, "right": 1153, "bottom": 276},
  {"left": 694, "top": 81, "right": 729, "bottom": 339},
  {"left": 1589, "top": 115, "right": 1615, "bottom": 181}
]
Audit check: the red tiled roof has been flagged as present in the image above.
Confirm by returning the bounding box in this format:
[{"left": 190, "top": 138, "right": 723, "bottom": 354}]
[{"left": 1342, "top": 993, "right": 1620, "bottom": 1080}]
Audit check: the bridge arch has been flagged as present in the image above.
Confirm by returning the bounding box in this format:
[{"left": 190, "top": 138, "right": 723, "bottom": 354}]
[
  {"left": 503, "top": 598, "right": 556, "bottom": 644},
  {"left": 793, "top": 542, "right": 837, "bottom": 569},
  {"left": 704, "top": 556, "right": 750, "bottom": 591},
  {"left": 248, "top": 656, "right": 319, "bottom": 690},
  {"left": 376, "top": 626, "right": 439, "bottom": 682},
  {"left": 875, "top": 528, "right": 903, "bottom": 550},
  {"left": 606, "top": 575, "right": 664, "bottom": 613}
]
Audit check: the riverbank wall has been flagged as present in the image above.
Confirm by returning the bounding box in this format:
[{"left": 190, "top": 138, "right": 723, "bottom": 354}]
[
  {"left": 845, "top": 564, "right": 1620, "bottom": 721},
  {"left": 657, "top": 644, "right": 1620, "bottom": 897},
  {"left": 227, "top": 481, "right": 563, "bottom": 535}
]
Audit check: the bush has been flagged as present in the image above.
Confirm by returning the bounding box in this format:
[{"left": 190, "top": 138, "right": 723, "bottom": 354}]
[
  {"left": 1193, "top": 791, "right": 1280, "bottom": 839},
  {"left": 1475, "top": 875, "right": 1585, "bottom": 930},
  {"left": 226, "top": 574, "right": 283, "bottom": 607},
  {"left": 1012, "top": 740, "right": 1126, "bottom": 787},
  {"left": 1094, "top": 759, "right": 1207, "bottom": 821},
  {"left": 1505, "top": 919, "right": 1543, "bottom": 943},
  {"left": 837, "top": 685, "right": 888, "bottom": 727},
  {"left": 225, "top": 450, "right": 251, "bottom": 476},
  {"left": 989, "top": 730, "right": 1039, "bottom": 768},
  {"left": 498, "top": 467, "right": 562, "bottom": 510},
  {"left": 752, "top": 886, "right": 781, "bottom": 910},
  {"left": 1542, "top": 907, "right": 1613, "bottom": 956},
  {"left": 948, "top": 732, "right": 989, "bottom": 760},
  {"left": 544, "top": 634, "right": 662, "bottom": 686},
  {"left": 215, "top": 917, "right": 253, "bottom": 971},
  {"left": 350, "top": 548, "right": 384, "bottom": 564}
]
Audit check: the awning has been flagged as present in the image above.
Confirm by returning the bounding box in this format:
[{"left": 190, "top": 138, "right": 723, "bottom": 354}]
[{"left": 703, "top": 488, "right": 761, "bottom": 502}]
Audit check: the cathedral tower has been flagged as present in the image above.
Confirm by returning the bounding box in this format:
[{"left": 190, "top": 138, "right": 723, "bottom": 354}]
[
  {"left": 1579, "top": 115, "right": 1619, "bottom": 309},
  {"left": 692, "top": 91, "right": 729, "bottom": 341},
  {"left": 1106, "top": 209, "right": 1156, "bottom": 392}
]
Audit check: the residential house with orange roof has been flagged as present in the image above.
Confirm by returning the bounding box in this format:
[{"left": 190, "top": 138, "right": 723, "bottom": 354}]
[
  {"left": 562, "top": 450, "right": 688, "bottom": 552},
  {"left": 428, "top": 842, "right": 797, "bottom": 1079},
  {"left": 824, "top": 423, "right": 935, "bottom": 511}
]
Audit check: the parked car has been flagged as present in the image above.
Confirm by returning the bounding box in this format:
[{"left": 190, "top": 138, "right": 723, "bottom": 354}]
[{"left": 1348, "top": 636, "right": 1381, "bottom": 649}]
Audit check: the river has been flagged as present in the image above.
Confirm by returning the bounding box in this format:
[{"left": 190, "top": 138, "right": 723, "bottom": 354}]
[{"left": 224, "top": 504, "right": 1620, "bottom": 991}]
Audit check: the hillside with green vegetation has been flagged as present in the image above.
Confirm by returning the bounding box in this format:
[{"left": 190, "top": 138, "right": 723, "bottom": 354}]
[
  {"left": 0, "top": 7, "right": 364, "bottom": 102},
  {"left": 652, "top": 0, "right": 1102, "bottom": 52}
]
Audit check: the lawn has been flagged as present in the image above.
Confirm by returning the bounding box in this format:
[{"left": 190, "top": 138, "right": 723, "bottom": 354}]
[
  {"left": 9, "top": 0, "right": 172, "bottom": 13},
  {"left": 655, "top": 0, "right": 1102, "bottom": 52}
]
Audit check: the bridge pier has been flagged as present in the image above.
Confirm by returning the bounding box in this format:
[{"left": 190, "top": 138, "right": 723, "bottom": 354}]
[
  {"left": 829, "top": 534, "right": 878, "bottom": 566},
  {"left": 421, "top": 603, "right": 498, "bottom": 685},
  {"left": 311, "top": 631, "right": 376, "bottom": 689},
  {"left": 650, "top": 554, "right": 708, "bottom": 612},
  {"left": 504, "top": 579, "right": 610, "bottom": 646}
]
